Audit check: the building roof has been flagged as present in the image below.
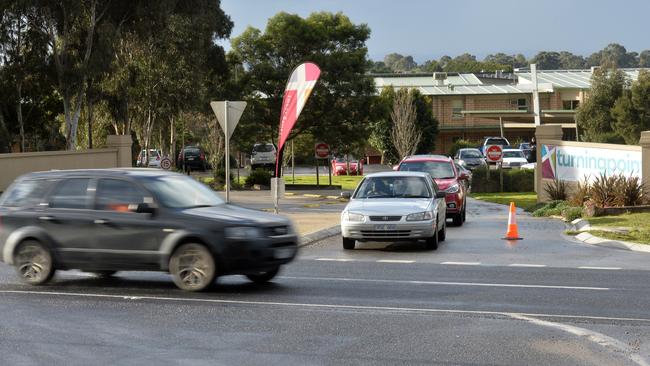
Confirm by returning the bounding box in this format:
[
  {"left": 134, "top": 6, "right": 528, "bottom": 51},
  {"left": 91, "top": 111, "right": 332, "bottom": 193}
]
[
  {"left": 418, "top": 84, "right": 553, "bottom": 96},
  {"left": 373, "top": 72, "right": 482, "bottom": 90},
  {"left": 516, "top": 68, "right": 646, "bottom": 89}
]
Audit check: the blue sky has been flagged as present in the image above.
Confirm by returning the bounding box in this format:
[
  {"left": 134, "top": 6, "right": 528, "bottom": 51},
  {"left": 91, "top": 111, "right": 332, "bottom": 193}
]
[{"left": 219, "top": 0, "right": 649, "bottom": 63}]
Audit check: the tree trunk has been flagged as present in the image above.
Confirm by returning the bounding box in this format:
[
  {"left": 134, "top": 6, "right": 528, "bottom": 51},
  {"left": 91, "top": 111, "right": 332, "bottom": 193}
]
[
  {"left": 16, "top": 82, "right": 25, "bottom": 152},
  {"left": 87, "top": 96, "right": 94, "bottom": 149}
]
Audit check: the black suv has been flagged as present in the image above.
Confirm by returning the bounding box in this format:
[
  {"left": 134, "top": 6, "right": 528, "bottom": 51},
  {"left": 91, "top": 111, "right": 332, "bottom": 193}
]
[
  {"left": 0, "top": 169, "right": 297, "bottom": 291},
  {"left": 177, "top": 146, "right": 208, "bottom": 171}
]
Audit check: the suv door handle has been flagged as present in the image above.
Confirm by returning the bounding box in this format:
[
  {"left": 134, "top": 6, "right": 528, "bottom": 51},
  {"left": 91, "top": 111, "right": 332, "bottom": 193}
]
[
  {"left": 94, "top": 219, "right": 110, "bottom": 225},
  {"left": 38, "top": 216, "right": 57, "bottom": 222}
]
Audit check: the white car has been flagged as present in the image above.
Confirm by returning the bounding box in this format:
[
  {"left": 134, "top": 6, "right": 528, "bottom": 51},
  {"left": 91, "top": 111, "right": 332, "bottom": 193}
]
[
  {"left": 137, "top": 149, "right": 163, "bottom": 168},
  {"left": 251, "top": 143, "right": 277, "bottom": 170},
  {"left": 340, "top": 171, "right": 447, "bottom": 250},
  {"left": 501, "top": 149, "right": 528, "bottom": 169}
]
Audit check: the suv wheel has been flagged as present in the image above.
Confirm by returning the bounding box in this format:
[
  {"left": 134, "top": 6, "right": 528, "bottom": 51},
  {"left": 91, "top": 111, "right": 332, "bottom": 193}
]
[
  {"left": 462, "top": 205, "right": 467, "bottom": 222},
  {"left": 90, "top": 270, "right": 117, "bottom": 278},
  {"left": 452, "top": 212, "right": 463, "bottom": 226},
  {"left": 14, "top": 240, "right": 55, "bottom": 285},
  {"left": 342, "top": 237, "right": 355, "bottom": 250},
  {"left": 169, "top": 243, "right": 216, "bottom": 292},
  {"left": 246, "top": 267, "right": 280, "bottom": 283}
]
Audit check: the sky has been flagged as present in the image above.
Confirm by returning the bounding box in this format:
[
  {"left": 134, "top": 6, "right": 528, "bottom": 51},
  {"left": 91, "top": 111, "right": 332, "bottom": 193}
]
[{"left": 219, "top": 0, "right": 650, "bottom": 63}]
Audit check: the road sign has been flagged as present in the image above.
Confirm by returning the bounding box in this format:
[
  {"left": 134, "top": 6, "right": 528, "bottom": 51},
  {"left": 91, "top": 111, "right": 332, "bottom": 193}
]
[
  {"left": 485, "top": 145, "right": 503, "bottom": 162},
  {"left": 314, "top": 142, "right": 330, "bottom": 159},
  {"left": 160, "top": 157, "right": 172, "bottom": 170},
  {"left": 210, "top": 101, "right": 247, "bottom": 139}
]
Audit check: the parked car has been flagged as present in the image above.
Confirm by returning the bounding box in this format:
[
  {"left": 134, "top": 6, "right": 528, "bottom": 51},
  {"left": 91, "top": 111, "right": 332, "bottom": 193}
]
[
  {"left": 177, "top": 146, "right": 208, "bottom": 171},
  {"left": 501, "top": 149, "right": 529, "bottom": 169},
  {"left": 453, "top": 148, "right": 487, "bottom": 170},
  {"left": 0, "top": 169, "right": 297, "bottom": 291},
  {"left": 480, "top": 137, "right": 510, "bottom": 157},
  {"left": 136, "top": 149, "right": 163, "bottom": 168},
  {"left": 340, "top": 172, "right": 446, "bottom": 250},
  {"left": 454, "top": 162, "right": 472, "bottom": 193},
  {"left": 251, "top": 143, "right": 277, "bottom": 170},
  {"left": 396, "top": 155, "right": 468, "bottom": 226},
  {"left": 518, "top": 142, "right": 533, "bottom": 162},
  {"left": 332, "top": 155, "right": 363, "bottom": 176}
]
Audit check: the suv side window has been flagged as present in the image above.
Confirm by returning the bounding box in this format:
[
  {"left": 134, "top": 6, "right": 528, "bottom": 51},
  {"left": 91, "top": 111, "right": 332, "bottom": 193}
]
[
  {"left": 95, "top": 179, "right": 146, "bottom": 212},
  {"left": 49, "top": 178, "right": 91, "bottom": 209},
  {"left": 0, "top": 179, "right": 51, "bottom": 207}
]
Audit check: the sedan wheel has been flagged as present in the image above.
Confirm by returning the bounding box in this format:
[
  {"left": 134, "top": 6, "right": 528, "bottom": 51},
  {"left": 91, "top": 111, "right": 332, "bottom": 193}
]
[
  {"left": 438, "top": 219, "right": 446, "bottom": 242},
  {"left": 342, "top": 237, "right": 356, "bottom": 250},
  {"left": 246, "top": 267, "right": 280, "bottom": 283},
  {"left": 425, "top": 230, "right": 439, "bottom": 250},
  {"left": 14, "top": 240, "right": 55, "bottom": 285},
  {"left": 169, "top": 244, "right": 216, "bottom": 292}
]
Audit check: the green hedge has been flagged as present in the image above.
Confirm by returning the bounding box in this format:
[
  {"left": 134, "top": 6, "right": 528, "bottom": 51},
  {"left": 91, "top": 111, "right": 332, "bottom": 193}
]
[
  {"left": 448, "top": 139, "right": 481, "bottom": 157},
  {"left": 471, "top": 167, "right": 534, "bottom": 193}
]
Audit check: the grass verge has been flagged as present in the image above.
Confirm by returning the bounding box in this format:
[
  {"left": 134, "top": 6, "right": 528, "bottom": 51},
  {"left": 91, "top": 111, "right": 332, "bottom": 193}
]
[
  {"left": 284, "top": 175, "right": 363, "bottom": 191},
  {"left": 586, "top": 212, "right": 650, "bottom": 244},
  {"left": 470, "top": 192, "right": 538, "bottom": 211}
]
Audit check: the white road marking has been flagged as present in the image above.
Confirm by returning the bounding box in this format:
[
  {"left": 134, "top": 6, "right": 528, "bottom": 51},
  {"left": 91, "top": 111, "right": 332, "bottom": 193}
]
[
  {"left": 2, "top": 289, "right": 647, "bottom": 324},
  {"left": 377, "top": 260, "right": 415, "bottom": 264},
  {"left": 508, "top": 264, "right": 547, "bottom": 268},
  {"left": 280, "top": 276, "right": 609, "bottom": 291},
  {"left": 578, "top": 266, "right": 622, "bottom": 270},
  {"left": 511, "top": 313, "right": 650, "bottom": 366},
  {"left": 441, "top": 261, "right": 481, "bottom": 266},
  {"left": 315, "top": 258, "right": 355, "bottom": 262}
]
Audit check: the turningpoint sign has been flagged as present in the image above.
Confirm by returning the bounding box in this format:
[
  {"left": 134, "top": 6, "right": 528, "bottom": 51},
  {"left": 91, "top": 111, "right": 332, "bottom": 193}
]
[{"left": 541, "top": 144, "right": 642, "bottom": 181}]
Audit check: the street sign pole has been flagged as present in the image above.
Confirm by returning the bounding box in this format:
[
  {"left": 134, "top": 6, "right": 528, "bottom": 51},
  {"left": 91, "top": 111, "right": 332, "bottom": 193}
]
[
  {"left": 316, "top": 158, "right": 320, "bottom": 186},
  {"left": 224, "top": 101, "right": 230, "bottom": 203},
  {"left": 328, "top": 155, "right": 332, "bottom": 186}
]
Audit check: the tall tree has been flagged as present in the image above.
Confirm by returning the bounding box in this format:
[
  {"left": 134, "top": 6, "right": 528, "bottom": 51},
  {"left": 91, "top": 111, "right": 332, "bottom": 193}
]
[
  {"left": 391, "top": 89, "right": 420, "bottom": 159},
  {"left": 530, "top": 51, "right": 561, "bottom": 70},
  {"left": 612, "top": 70, "right": 650, "bottom": 144}
]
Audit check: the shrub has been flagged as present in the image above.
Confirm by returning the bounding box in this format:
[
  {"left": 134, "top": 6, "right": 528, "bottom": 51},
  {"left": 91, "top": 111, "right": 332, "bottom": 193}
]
[
  {"left": 590, "top": 173, "right": 620, "bottom": 207},
  {"left": 245, "top": 169, "right": 272, "bottom": 187},
  {"left": 448, "top": 139, "right": 480, "bottom": 157},
  {"left": 532, "top": 200, "right": 569, "bottom": 217},
  {"left": 471, "top": 167, "right": 534, "bottom": 193},
  {"left": 544, "top": 179, "right": 568, "bottom": 201},
  {"left": 568, "top": 176, "right": 591, "bottom": 206},
  {"left": 614, "top": 175, "right": 644, "bottom": 207},
  {"left": 562, "top": 206, "right": 583, "bottom": 222}
]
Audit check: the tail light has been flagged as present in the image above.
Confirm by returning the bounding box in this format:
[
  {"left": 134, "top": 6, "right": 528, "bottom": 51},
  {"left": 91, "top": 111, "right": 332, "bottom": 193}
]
[
  {"left": 200, "top": 152, "right": 205, "bottom": 160},
  {"left": 156, "top": 156, "right": 160, "bottom": 161}
]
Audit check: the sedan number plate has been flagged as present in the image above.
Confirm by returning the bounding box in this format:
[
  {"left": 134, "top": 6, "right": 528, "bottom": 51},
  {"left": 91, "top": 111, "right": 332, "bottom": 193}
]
[
  {"left": 374, "top": 224, "right": 396, "bottom": 231},
  {"left": 187, "top": 157, "right": 195, "bottom": 161},
  {"left": 274, "top": 247, "right": 295, "bottom": 259}
]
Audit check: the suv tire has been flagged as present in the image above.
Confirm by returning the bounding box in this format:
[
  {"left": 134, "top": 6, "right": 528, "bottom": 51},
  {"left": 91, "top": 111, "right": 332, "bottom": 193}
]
[
  {"left": 169, "top": 243, "right": 217, "bottom": 292},
  {"left": 14, "top": 240, "right": 55, "bottom": 285},
  {"left": 246, "top": 267, "right": 280, "bottom": 283}
]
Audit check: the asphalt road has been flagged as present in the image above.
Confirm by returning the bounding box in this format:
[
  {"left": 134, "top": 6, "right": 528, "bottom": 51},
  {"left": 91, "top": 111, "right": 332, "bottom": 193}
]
[{"left": 0, "top": 199, "right": 649, "bottom": 365}]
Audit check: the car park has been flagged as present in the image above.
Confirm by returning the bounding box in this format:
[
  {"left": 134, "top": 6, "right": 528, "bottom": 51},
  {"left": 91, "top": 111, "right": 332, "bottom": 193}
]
[
  {"left": 397, "top": 155, "right": 468, "bottom": 226},
  {"left": 340, "top": 172, "right": 446, "bottom": 250},
  {"left": 480, "top": 137, "right": 510, "bottom": 156},
  {"left": 0, "top": 169, "right": 297, "bottom": 291},
  {"left": 453, "top": 148, "right": 487, "bottom": 170},
  {"left": 136, "top": 149, "right": 163, "bottom": 168},
  {"left": 332, "top": 155, "right": 363, "bottom": 176},
  {"left": 251, "top": 143, "right": 277, "bottom": 170},
  {"left": 518, "top": 142, "right": 533, "bottom": 161},
  {"left": 454, "top": 162, "right": 472, "bottom": 193},
  {"left": 501, "top": 149, "right": 529, "bottom": 169},
  {"left": 177, "top": 146, "right": 208, "bottom": 171}
]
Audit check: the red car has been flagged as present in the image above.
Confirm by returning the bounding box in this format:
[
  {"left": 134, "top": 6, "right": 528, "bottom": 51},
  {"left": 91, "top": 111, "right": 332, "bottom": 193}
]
[
  {"left": 397, "top": 155, "right": 469, "bottom": 226},
  {"left": 332, "top": 155, "right": 363, "bottom": 176}
]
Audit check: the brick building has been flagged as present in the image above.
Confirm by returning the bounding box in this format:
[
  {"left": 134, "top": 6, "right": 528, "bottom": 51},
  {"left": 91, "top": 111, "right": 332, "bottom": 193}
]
[{"left": 374, "top": 68, "right": 645, "bottom": 155}]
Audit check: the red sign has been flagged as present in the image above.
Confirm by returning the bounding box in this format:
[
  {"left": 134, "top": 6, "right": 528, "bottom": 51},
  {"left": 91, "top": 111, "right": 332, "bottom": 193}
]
[
  {"left": 314, "top": 143, "right": 330, "bottom": 159},
  {"left": 485, "top": 145, "right": 503, "bottom": 162}
]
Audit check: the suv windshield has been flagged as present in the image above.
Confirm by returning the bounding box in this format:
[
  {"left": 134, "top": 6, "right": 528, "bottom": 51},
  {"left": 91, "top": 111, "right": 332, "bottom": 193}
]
[
  {"left": 184, "top": 148, "right": 200, "bottom": 157},
  {"left": 354, "top": 176, "right": 431, "bottom": 199},
  {"left": 143, "top": 175, "right": 224, "bottom": 208},
  {"left": 486, "top": 138, "right": 509, "bottom": 146},
  {"left": 460, "top": 150, "right": 482, "bottom": 158},
  {"left": 399, "top": 161, "right": 456, "bottom": 179},
  {"left": 253, "top": 144, "right": 274, "bottom": 153}
]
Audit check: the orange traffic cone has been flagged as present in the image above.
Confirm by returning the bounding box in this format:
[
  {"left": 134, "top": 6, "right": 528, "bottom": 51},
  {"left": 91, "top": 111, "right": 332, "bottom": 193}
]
[{"left": 503, "top": 202, "right": 523, "bottom": 240}]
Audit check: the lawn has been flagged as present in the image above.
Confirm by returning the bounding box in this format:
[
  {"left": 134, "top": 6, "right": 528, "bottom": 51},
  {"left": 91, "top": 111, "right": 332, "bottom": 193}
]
[
  {"left": 470, "top": 192, "right": 538, "bottom": 211},
  {"left": 587, "top": 212, "right": 650, "bottom": 245},
  {"left": 284, "top": 175, "right": 364, "bottom": 191}
]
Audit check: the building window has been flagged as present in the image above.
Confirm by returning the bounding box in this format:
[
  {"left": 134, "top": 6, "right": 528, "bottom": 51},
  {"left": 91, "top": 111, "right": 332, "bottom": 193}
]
[
  {"left": 451, "top": 100, "right": 463, "bottom": 119},
  {"left": 562, "top": 100, "right": 580, "bottom": 110},
  {"left": 511, "top": 98, "right": 528, "bottom": 111}
]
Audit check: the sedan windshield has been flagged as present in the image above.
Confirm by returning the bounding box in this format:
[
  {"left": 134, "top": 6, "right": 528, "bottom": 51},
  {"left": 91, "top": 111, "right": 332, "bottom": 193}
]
[
  {"left": 354, "top": 176, "right": 431, "bottom": 199},
  {"left": 504, "top": 151, "right": 525, "bottom": 158},
  {"left": 399, "top": 161, "right": 456, "bottom": 179},
  {"left": 143, "top": 175, "right": 224, "bottom": 208}
]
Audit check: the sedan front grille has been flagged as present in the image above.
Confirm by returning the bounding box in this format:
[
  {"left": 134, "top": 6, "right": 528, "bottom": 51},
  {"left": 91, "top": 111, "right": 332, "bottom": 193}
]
[
  {"left": 361, "top": 230, "right": 411, "bottom": 237},
  {"left": 369, "top": 216, "right": 402, "bottom": 222}
]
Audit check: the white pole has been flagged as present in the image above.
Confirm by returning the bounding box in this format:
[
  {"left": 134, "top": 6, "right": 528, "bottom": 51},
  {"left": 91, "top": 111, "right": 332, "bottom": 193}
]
[
  {"left": 224, "top": 101, "right": 230, "bottom": 203},
  {"left": 531, "top": 63, "right": 541, "bottom": 126}
]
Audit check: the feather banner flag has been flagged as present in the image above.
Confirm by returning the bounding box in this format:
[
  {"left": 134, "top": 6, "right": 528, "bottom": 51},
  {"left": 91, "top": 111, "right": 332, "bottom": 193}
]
[{"left": 275, "top": 62, "right": 321, "bottom": 176}]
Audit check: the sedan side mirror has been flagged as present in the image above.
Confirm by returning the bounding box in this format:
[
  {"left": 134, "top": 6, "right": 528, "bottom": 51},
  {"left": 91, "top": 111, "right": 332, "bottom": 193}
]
[
  {"left": 435, "top": 191, "right": 447, "bottom": 199},
  {"left": 340, "top": 191, "right": 351, "bottom": 199}
]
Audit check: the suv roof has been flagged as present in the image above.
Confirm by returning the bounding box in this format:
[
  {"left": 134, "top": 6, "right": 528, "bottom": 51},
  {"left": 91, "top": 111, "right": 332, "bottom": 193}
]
[
  {"left": 401, "top": 154, "right": 451, "bottom": 163},
  {"left": 20, "top": 168, "right": 177, "bottom": 180}
]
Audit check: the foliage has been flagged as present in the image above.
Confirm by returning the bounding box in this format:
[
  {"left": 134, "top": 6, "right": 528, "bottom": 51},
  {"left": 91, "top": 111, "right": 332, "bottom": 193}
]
[
  {"left": 448, "top": 139, "right": 480, "bottom": 157},
  {"left": 562, "top": 206, "right": 583, "bottom": 222},
  {"left": 471, "top": 168, "right": 534, "bottom": 193},
  {"left": 568, "top": 176, "right": 591, "bottom": 206},
  {"left": 590, "top": 173, "right": 621, "bottom": 207},
  {"left": 614, "top": 175, "right": 645, "bottom": 207},
  {"left": 544, "top": 178, "right": 568, "bottom": 201},
  {"left": 284, "top": 175, "right": 364, "bottom": 191},
  {"left": 532, "top": 200, "right": 570, "bottom": 217},
  {"left": 612, "top": 70, "right": 650, "bottom": 144},
  {"left": 390, "top": 89, "right": 420, "bottom": 158},
  {"left": 470, "top": 192, "right": 537, "bottom": 211},
  {"left": 245, "top": 168, "right": 272, "bottom": 187}
]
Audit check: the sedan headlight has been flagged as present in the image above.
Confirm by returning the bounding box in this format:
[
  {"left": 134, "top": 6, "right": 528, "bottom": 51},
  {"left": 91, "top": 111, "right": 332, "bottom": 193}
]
[
  {"left": 343, "top": 211, "right": 364, "bottom": 222},
  {"left": 225, "top": 226, "right": 262, "bottom": 239},
  {"left": 444, "top": 183, "right": 460, "bottom": 194},
  {"left": 406, "top": 211, "right": 434, "bottom": 221}
]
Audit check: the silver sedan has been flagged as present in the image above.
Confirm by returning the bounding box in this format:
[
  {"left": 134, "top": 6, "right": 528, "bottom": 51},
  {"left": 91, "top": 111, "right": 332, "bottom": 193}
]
[{"left": 340, "top": 171, "right": 447, "bottom": 250}]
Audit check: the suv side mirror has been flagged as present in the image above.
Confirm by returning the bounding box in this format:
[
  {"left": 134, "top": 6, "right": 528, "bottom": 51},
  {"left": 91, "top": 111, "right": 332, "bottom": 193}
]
[
  {"left": 135, "top": 202, "right": 156, "bottom": 214},
  {"left": 435, "top": 191, "right": 447, "bottom": 199},
  {"left": 340, "top": 191, "right": 351, "bottom": 199},
  {"left": 392, "top": 164, "right": 399, "bottom": 171}
]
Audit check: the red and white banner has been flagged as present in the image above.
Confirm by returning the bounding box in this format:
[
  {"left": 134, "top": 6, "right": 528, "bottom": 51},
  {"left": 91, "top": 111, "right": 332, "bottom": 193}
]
[{"left": 275, "top": 62, "right": 321, "bottom": 175}]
